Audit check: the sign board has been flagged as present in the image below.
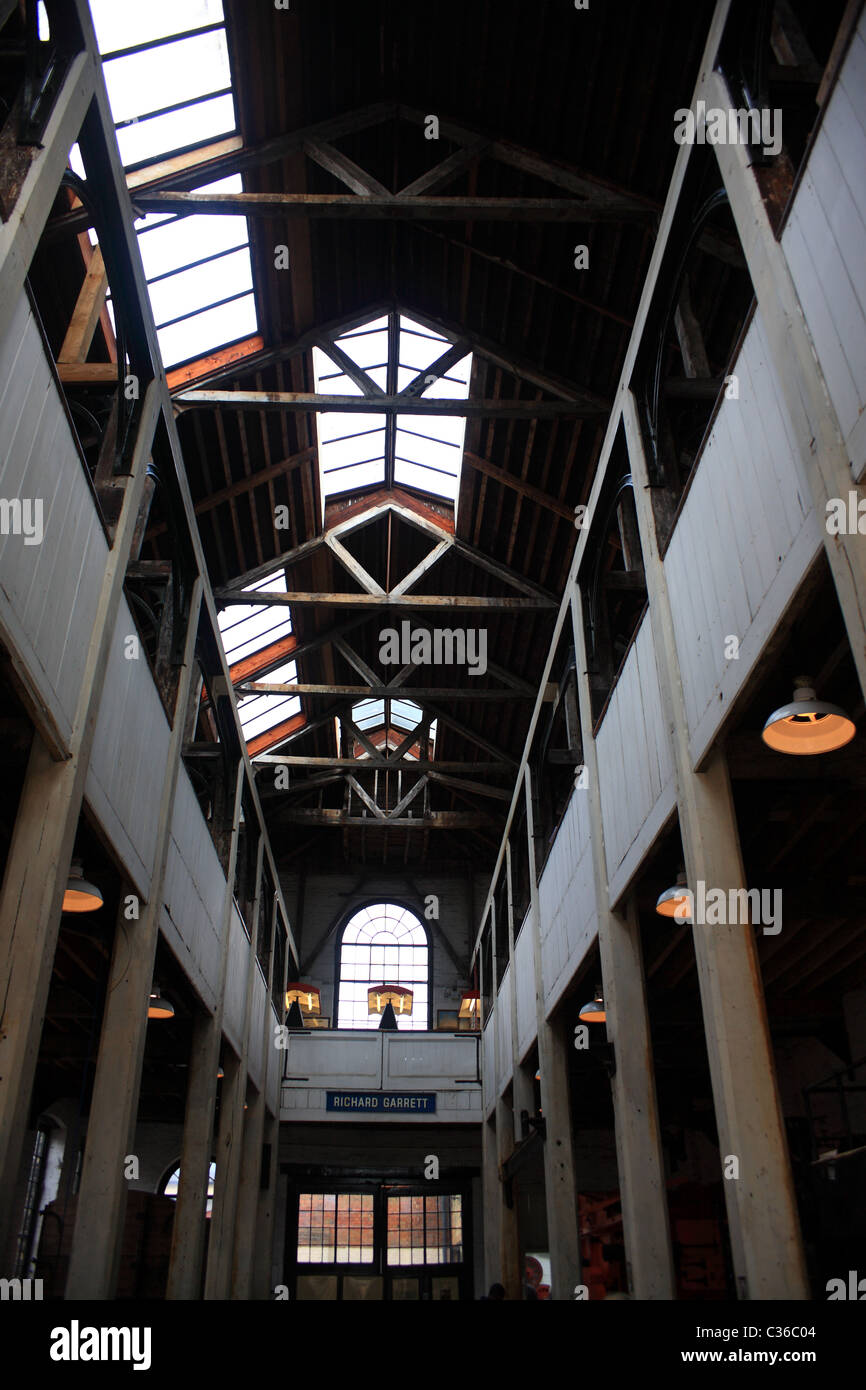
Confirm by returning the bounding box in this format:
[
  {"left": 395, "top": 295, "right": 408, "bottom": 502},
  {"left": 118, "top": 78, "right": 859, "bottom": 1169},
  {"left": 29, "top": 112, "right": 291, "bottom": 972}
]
[{"left": 325, "top": 1091, "right": 436, "bottom": 1114}]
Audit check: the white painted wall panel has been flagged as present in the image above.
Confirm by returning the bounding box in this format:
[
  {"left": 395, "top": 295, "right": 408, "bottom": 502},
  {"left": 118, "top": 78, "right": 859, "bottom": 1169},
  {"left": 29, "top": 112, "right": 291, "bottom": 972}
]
[
  {"left": 496, "top": 966, "right": 512, "bottom": 1096},
  {"left": 222, "top": 906, "right": 249, "bottom": 1055},
  {"left": 665, "top": 310, "right": 822, "bottom": 765},
  {"left": 782, "top": 14, "right": 866, "bottom": 477},
  {"left": 279, "top": 1033, "right": 481, "bottom": 1121},
  {"left": 513, "top": 923, "right": 536, "bottom": 1060},
  {"left": 0, "top": 292, "right": 107, "bottom": 749},
  {"left": 482, "top": 1015, "right": 496, "bottom": 1118},
  {"left": 247, "top": 970, "right": 267, "bottom": 1091},
  {"left": 267, "top": 1007, "right": 282, "bottom": 1113},
  {"left": 284, "top": 1031, "right": 382, "bottom": 1089},
  {"left": 538, "top": 781, "right": 597, "bottom": 1015},
  {"left": 384, "top": 1033, "right": 478, "bottom": 1088},
  {"left": 596, "top": 614, "right": 676, "bottom": 900},
  {"left": 85, "top": 598, "right": 169, "bottom": 895},
  {"left": 160, "top": 768, "right": 225, "bottom": 1014}
]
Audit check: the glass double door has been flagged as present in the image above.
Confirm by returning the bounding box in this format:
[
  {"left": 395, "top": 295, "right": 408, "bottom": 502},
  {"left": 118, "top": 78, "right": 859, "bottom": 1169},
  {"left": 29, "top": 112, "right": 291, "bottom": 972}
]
[{"left": 287, "top": 1179, "right": 471, "bottom": 1301}]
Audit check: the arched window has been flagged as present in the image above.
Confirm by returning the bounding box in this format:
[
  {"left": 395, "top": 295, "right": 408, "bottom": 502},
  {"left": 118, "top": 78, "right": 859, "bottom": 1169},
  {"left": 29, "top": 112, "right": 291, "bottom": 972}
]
[
  {"left": 337, "top": 903, "right": 429, "bottom": 1031},
  {"left": 163, "top": 1161, "right": 216, "bottom": 1217}
]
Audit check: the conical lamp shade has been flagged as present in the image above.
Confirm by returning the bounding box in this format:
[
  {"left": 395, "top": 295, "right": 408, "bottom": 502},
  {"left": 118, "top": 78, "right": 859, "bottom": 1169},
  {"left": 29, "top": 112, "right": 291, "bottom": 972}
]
[
  {"left": 378, "top": 1001, "right": 399, "bottom": 1030},
  {"left": 286, "top": 999, "right": 306, "bottom": 1030}
]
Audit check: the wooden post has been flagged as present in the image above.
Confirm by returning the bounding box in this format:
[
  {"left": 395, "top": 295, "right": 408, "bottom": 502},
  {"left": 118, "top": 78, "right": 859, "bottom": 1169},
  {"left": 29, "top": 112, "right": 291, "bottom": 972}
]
[
  {"left": 205, "top": 833, "right": 265, "bottom": 1299},
  {"left": 232, "top": 1087, "right": 264, "bottom": 1298},
  {"left": 231, "top": 842, "right": 267, "bottom": 1299},
  {"left": 0, "top": 383, "right": 161, "bottom": 1269},
  {"left": 254, "top": 1108, "right": 279, "bottom": 1299},
  {"left": 495, "top": 1096, "right": 522, "bottom": 1299},
  {"left": 523, "top": 767, "right": 582, "bottom": 1301},
  {"left": 166, "top": 762, "right": 244, "bottom": 1299},
  {"left": 623, "top": 388, "right": 809, "bottom": 1299},
  {"left": 481, "top": 1114, "right": 500, "bottom": 1292},
  {"left": 505, "top": 843, "right": 535, "bottom": 1142},
  {"left": 205, "top": 1050, "right": 245, "bottom": 1299},
  {"left": 570, "top": 585, "right": 676, "bottom": 1299},
  {"left": 65, "top": 578, "right": 203, "bottom": 1299}
]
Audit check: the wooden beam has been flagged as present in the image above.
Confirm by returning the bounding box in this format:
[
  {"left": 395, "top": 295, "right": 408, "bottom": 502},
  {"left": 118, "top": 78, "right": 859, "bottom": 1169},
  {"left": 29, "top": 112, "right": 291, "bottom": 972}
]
[
  {"left": 397, "top": 302, "right": 611, "bottom": 408},
  {"left": 428, "top": 771, "right": 512, "bottom": 800},
  {"left": 254, "top": 756, "right": 510, "bottom": 772},
  {"left": 304, "top": 140, "right": 393, "bottom": 199},
  {"left": 396, "top": 140, "right": 490, "bottom": 197},
  {"left": 388, "top": 538, "right": 452, "bottom": 597},
  {"left": 165, "top": 335, "right": 264, "bottom": 392},
  {"left": 399, "top": 340, "right": 472, "bottom": 399},
  {"left": 56, "top": 362, "right": 117, "bottom": 385},
  {"left": 49, "top": 103, "right": 398, "bottom": 238},
  {"left": 316, "top": 335, "right": 384, "bottom": 396},
  {"left": 325, "top": 535, "right": 385, "bottom": 595},
  {"left": 278, "top": 809, "right": 497, "bottom": 828},
  {"left": 58, "top": 247, "right": 108, "bottom": 364},
  {"left": 239, "top": 682, "right": 534, "bottom": 700},
  {"left": 246, "top": 711, "right": 306, "bottom": 758},
  {"left": 217, "top": 591, "right": 555, "bottom": 610},
  {"left": 173, "top": 389, "right": 603, "bottom": 419},
  {"left": 147, "top": 447, "right": 316, "bottom": 540},
  {"left": 346, "top": 774, "right": 387, "bottom": 819},
  {"left": 396, "top": 104, "right": 657, "bottom": 214},
  {"left": 462, "top": 450, "right": 574, "bottom": 522},
  {"left": 133, "top": 190, "right": 658, "bottom": 222},
  {"left": 388, "top": 776, "right": 427, "bottom": 819}
]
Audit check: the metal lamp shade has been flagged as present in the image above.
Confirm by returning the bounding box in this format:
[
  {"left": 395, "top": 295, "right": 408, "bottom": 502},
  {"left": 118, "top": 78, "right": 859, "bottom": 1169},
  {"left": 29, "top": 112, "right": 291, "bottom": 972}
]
[
  {"left": 579, "top": 993, "right": 606, "bottom": 1023},
  {"left": 62, "top": 860, "right": 103, "bottom": 913},
  {"left": 762, "top": 685, "right": 855, "bottom": 755}
]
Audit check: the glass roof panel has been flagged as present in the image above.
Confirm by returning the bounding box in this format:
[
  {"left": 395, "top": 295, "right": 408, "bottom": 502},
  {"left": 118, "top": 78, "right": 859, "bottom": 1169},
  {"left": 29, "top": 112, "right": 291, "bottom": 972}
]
[
  {"left": 314, "top": 316, "right": 471, "bottom": 503},
  {"left": 86, "top": 1, "right": 257, "bottom": 370},
  {"left": 102, "top": 30, "right": 231, "bottom": 124},
  {"left": 88, "top": 0, "right": 225, "bottom": 53}
]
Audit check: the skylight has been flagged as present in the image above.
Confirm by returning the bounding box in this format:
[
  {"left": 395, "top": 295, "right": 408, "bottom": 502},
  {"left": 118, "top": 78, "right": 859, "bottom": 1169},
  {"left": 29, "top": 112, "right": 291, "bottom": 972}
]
[
  {"left": 217, "top": 574, "right": 301, "bottom": 743},
  {"left": 80, "top": 0, "right": 257, "bottom": 368},
  {"left": 312, "top": 314, "right": 471, "bottom": 503}
]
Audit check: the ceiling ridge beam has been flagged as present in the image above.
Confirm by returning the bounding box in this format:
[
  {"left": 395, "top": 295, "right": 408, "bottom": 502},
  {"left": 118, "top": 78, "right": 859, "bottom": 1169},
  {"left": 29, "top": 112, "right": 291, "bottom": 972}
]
[
  {"left": 217, "top": 592, "right": 556, "bottom": 609},
  {"left": 134, "top": 190, "right": 658, "bottom": 222},
  {"left": 174, "top": 389, "right": 604, "bottom": 418}
]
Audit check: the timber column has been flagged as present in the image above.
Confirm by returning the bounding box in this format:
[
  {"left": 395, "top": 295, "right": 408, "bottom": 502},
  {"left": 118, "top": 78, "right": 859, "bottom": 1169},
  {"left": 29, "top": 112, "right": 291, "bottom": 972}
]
[
  {"left": 570, "top": 586, "right": 675, "bottom": 1299},
  {"left": 523, "top": 768, "right": 582, "bottom": 1301},
  {"left": 623, "top": 387, "right": 808, "bottom": 1299}
]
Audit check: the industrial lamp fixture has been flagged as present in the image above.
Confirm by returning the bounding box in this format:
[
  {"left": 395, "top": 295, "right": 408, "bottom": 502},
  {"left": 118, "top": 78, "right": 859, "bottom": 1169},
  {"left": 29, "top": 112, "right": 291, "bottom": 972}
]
[
  {"left": 148, "top": 984, "right": 174, "bottom": 1020},
  {"left": 579, "top": 990, "right": 606, "bottom": 1023},
  {"left": 285, "top": 982, "right": 321, "bottom": 1017},
  {"left": 62, "top": 859, "right": 103, "bottom": 913},
  {"left": 367, "top": 984, "right": 413, "bottom": 1017},
  {"left": 656, "top": 869, "right": 692, "bottom": 921},
  {"left": 762, "top": 677, "right": 856, "bottom": 755},
  {"left": 458, "top": 990, "right": 481, "bottom": 1021}
]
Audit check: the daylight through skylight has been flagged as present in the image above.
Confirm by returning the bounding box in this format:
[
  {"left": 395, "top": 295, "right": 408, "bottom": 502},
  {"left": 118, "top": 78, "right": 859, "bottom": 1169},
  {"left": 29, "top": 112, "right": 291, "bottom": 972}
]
[
  {"left": 217, "top": 574, "right": 301, "bottom": 743},
  {"left": 313, "top": 314, "right": 471, "bottom": 504},
  {"left": 77, "top": 0, "right": 257, "bottom": 369}
]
